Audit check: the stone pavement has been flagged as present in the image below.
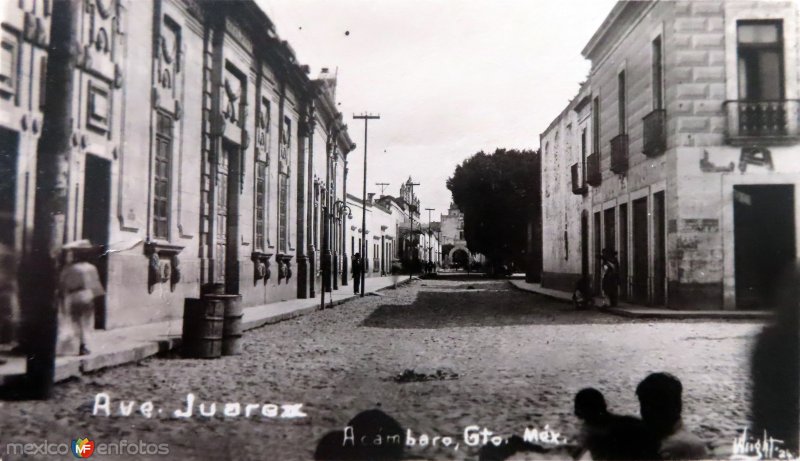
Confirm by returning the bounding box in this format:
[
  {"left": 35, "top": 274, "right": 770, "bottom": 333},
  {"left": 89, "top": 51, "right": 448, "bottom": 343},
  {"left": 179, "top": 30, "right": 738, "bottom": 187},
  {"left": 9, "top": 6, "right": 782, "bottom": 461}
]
[
  {"left": 509, "top": 280, "right": 772, "bottom": 320},
  {"left": 0, "top": 275, "right": 409, "bottom": 387},
  {"left": 0, "top": 277, "right": 764, "bottom": 460}
]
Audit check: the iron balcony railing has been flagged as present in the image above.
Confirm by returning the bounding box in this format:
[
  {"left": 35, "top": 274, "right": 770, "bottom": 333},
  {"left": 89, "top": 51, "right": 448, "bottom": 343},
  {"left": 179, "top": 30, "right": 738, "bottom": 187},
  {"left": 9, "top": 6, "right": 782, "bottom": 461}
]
[
  {"left": 586, "top": 153, "right": 601, "bottom": 187},
  {"left": 610, "top": 134, "right": 629, "bottom": 174},
  {"left": 642, "top": 109, "right": 666, "bottom": 157},
  {"left": 571, "top": 162, "right": 587, "bottom": 195},
  {"left": 724, "top": 100, "right": 800, "bottom": 145}
]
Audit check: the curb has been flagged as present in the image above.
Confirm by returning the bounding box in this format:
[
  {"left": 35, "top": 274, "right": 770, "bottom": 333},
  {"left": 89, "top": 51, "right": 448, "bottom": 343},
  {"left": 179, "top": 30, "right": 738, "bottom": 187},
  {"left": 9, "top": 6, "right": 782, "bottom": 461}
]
[{"left": 508, "top": 280, "right": 770, "bottom": 321}]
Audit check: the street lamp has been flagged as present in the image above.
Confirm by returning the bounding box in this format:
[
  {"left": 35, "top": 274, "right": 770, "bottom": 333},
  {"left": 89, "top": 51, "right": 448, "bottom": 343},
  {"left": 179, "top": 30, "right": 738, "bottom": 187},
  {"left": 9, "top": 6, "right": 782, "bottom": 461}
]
[{"left": 333, "top": 199, "right": 352, "bottom": 287}]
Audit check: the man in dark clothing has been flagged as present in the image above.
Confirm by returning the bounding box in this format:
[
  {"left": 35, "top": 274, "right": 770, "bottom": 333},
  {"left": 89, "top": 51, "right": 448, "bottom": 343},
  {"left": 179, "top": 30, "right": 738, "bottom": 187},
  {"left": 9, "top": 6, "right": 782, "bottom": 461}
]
[
  {"left": 600, "top": 248, "right": 620, "bottom": 307},
  {"left": 351, "top": 253, "right": 362, "bottom": 294}
]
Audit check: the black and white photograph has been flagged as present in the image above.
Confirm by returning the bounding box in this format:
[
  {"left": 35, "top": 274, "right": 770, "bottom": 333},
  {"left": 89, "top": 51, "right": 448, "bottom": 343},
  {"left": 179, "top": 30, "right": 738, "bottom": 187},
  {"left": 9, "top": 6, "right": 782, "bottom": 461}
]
[{"left": 0, "top": 0, "right": 798, "bottom": 459}]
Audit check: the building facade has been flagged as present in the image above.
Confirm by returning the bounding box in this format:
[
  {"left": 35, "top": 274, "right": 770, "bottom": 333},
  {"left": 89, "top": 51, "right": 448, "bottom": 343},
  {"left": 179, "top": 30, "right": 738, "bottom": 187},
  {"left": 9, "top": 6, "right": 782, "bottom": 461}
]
[
  {"left": 0, "top": 0, "right": 357, "bottom": 341},
  {"left": 440, "top": 202, "right": 484, "bottom": 268},
  {"left": 540, "top": 0, "right": 800, "bottom": 310},
  {"left": 344, "top": 177, "right": 441, "bottom": 279}
]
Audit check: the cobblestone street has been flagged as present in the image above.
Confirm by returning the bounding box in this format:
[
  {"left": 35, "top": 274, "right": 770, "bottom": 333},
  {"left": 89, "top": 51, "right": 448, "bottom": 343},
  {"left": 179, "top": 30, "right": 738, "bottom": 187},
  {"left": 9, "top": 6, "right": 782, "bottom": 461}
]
[{"left": 0, "top": 276, "right": 763, "bottom": 460}]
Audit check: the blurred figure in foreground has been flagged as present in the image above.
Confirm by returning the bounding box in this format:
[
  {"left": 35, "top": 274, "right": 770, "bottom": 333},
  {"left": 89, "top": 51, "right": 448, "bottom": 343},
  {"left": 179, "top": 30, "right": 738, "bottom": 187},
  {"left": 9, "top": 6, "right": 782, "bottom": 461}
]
[
  {"left": 573, "top": 387, "right": 659, "bottom": 460},
  {"left": 636, "top": 372, "right": 707, "bottom": 460},
  {"left": 750, "top": 260, "right": 799, "bottom": 454},
  {"left": 315, "top": 408, "right": 404, "bottom": 460}
]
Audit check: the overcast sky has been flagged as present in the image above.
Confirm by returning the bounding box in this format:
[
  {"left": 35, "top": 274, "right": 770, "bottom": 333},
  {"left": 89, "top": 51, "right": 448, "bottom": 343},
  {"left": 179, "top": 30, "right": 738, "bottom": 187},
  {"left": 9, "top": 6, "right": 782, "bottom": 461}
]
[{"left": 260, "top": 0, "right": 618, "bottom": 219}]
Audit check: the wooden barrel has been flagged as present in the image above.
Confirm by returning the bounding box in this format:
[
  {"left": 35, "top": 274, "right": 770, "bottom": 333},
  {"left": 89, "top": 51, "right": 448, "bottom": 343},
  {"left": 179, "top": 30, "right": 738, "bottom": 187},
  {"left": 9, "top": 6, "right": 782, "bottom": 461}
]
[
  {"left": 205, "top": 294, "right": 243, "bottom": 356},
  {"left": 181, "top": 298, "right": 224, "bottom": 358}
]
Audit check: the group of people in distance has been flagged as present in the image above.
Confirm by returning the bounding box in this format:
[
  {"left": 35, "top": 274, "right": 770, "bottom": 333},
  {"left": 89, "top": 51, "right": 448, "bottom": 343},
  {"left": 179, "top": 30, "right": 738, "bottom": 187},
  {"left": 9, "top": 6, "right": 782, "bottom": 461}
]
[
  {"left": 572, "top": 248, "right": 621, "bottom": 310},
  {"left": 573, "top": 372, "right": 707, "bottom": 460}
]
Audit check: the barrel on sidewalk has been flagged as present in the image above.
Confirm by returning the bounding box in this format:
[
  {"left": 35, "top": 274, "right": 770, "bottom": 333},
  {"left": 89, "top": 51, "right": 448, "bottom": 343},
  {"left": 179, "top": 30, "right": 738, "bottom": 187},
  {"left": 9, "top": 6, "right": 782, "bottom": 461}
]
[
  {"left": 182, "top": 291, "right": 242, "bottom": 358},
  {"left": 209, "top": 294, "right": 243, "bottom": 356},
  {"left": 182, "top": 298, "right": 224, "bottom": 358}
]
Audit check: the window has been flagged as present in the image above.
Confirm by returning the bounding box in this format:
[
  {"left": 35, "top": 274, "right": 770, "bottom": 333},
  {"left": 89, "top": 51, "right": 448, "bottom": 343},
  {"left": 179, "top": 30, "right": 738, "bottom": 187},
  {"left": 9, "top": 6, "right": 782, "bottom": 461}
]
[
  {"left": 592, "top": 97, "right": 600, "bottom": 153},
  {"left": 278, "top": 175, "right": 288, "bottom": 251},
  {"left": 737, "top": 20, "right": 784, "bottom": 100},
  {"left": 0, "top": 38, "right": 16, "bottom": 98},
  {"left": 580, "top": 128, "right": 587, "bottom": 182},
  {"left": 255, "top": 162, "right": 266, "bottom": 250},
  {"left": 618, "top": 70, "right": 626, "bottom": 134},
  {"left": 652, "top": 36, "right": 663, "bottom": 110},
  {"left": 278, "top": 116, "right": 291, "bottom": 252},
  {"left": 153, "top": 112, "right": 173, "bottom": 240}
]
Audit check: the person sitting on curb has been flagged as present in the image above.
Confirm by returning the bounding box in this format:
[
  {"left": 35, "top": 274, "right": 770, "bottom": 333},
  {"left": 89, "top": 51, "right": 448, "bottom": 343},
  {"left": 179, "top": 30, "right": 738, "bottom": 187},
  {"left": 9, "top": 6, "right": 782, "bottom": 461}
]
[{"left": 636, "top": 372, "right": 708, "bottom": 460}]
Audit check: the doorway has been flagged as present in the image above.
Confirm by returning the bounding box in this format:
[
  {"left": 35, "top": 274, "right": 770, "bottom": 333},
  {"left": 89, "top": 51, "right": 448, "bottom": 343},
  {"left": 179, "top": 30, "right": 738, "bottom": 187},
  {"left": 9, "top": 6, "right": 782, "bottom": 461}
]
[
  {"left": 580, "top": 211, "right": 589, "bottom": 278},
  {"left": 82, "top": 154, "right": 111, "bottom": 328},
  {"left": 632, "top": 197, "right": 649, "bottom": 304},
  {"left": 652, "top": 192, "right": 666, "bottom": 305},
  {"left": 0, "top": 127, "right": 19, "bottom": 248},
  {"left": 223, "top": 141, "right": 241, "bottom": 294},
  {"left": 734, "top": 184, "right": 795, "bottom": 309},
  {"left": 619, "top": 203, "right": 628, "bottom": 300},
  {"left": 593, "top": 211, "right": 601, "bottom": 292}
]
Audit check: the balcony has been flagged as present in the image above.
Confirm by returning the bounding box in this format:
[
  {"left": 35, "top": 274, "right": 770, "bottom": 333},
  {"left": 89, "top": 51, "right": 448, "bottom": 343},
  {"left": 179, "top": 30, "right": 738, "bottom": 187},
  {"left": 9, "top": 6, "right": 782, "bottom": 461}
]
[
  {"left": 571, "top": 162, "right": 587, "bottom": 195},
  {"left": 642, "top": 109, "right": 666, "bottom": 157},
  {"left": 586, "top": 153, "right": 601, "bottom": 187},
  {"left": 610, "top": 134, "right": 629, "bottom": 174},
  {"left": 724, "top": 100, "right": 800, "bottom": 146}
]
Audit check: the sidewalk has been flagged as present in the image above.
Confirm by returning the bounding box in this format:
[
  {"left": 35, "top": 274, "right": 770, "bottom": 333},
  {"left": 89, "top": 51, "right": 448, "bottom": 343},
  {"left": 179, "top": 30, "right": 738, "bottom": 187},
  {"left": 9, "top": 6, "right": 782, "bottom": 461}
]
[
  {"left": 0, "top": 275, "right": 410, "bottom": 387},
  {"left": 509, "top": 279, "right": 772, "bottom": 320}
]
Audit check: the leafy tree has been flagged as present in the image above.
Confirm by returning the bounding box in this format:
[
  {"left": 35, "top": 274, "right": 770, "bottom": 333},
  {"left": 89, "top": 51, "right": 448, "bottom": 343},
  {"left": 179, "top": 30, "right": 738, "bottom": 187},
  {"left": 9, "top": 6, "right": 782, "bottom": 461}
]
[{"left": 446, "top": 148, "right": 541, "bottom": 273}]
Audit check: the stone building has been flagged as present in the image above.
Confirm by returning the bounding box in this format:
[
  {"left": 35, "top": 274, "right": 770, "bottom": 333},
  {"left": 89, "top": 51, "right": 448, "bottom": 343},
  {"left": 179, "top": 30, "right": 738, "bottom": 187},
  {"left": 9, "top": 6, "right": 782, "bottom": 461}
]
[
  {"left": 344, "top": 177, "right": 440, "bottom": 279},
  {"left": 540, "top": 0, "right": 800, "bottom": 309},
  {"left": 0, "top": 0, "right": 356, "bottom": 340},
  {"left": 440, "top": 203, "right": 484, "bottom": 268}
]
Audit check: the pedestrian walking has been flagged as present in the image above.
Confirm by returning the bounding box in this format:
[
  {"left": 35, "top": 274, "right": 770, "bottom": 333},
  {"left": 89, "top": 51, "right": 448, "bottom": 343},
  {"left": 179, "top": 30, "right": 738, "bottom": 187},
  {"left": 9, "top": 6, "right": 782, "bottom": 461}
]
[
  {"left": 352, "top": 253, "right": 362, "bottom": 294},
  {"left": 58, "top": 240, "right": 104, "bottom": 356}
]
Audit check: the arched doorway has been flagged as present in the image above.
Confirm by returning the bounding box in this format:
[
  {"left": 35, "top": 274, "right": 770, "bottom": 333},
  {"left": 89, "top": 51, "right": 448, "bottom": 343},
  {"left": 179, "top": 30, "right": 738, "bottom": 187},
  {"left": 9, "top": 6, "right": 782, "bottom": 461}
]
[{"left": 451, "top": 248, "right": 470, "bottom": 269}]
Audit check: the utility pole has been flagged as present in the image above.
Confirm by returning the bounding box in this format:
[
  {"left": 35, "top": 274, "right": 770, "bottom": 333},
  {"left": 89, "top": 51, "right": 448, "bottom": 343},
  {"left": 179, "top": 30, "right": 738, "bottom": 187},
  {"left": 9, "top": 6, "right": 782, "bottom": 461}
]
[
  {"left": 21, "top": 0, "right": 80, "bottom": 399},
  {"left": 375, "top": 182, "right": 390, "bottom": 196},
  {"left": 353, "top": 113, "right": 380, "bottom": 297},
  {"left": 406, "top": 181, "right": 419, "bottom": 281}
]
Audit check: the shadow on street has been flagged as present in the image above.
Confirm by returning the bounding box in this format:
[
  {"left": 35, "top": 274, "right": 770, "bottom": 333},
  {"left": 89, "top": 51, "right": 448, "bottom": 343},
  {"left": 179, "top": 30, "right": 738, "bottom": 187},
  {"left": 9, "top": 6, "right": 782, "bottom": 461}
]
[{"left": 362, "top": 280, "right": 633, "bottom": 328}]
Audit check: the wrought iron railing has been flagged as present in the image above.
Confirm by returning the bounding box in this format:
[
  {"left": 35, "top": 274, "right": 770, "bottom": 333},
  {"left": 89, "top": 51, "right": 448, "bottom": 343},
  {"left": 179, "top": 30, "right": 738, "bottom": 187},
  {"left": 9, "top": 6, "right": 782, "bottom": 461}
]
[
  {"left": 642, "top": 109, "right": 666, "bottom": 157},
  {"left": 586, "top": 153, "right": 601, "bottom": 187},
  {"left": 724, "top": 100, "right": 800, "bottom": 145},
  {"left": 610, "top": 134, "right": 629, "bottom": 174}
]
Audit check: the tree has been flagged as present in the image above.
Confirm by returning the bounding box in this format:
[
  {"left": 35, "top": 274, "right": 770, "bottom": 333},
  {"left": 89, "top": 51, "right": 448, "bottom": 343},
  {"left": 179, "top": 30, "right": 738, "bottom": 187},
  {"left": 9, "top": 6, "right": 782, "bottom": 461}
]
[{"left": 446, "top": 148, "right": 541, "bottom": 273}]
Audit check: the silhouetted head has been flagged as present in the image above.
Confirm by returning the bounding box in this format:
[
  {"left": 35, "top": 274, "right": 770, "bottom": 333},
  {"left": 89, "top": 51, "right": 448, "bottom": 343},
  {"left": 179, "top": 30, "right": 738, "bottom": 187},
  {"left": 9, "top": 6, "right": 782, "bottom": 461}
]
[
  {"left": 354, "top": 253, "right": 360, "bottom": 259},
  {"left": 575, "top": 388, "right": 608, "bottom": 424},
  {"left": 636, "top": 372, "right": 683, "bottom": 436},
  {"left": 347, "top": 409, "right": 404, "bottom": 459}
]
